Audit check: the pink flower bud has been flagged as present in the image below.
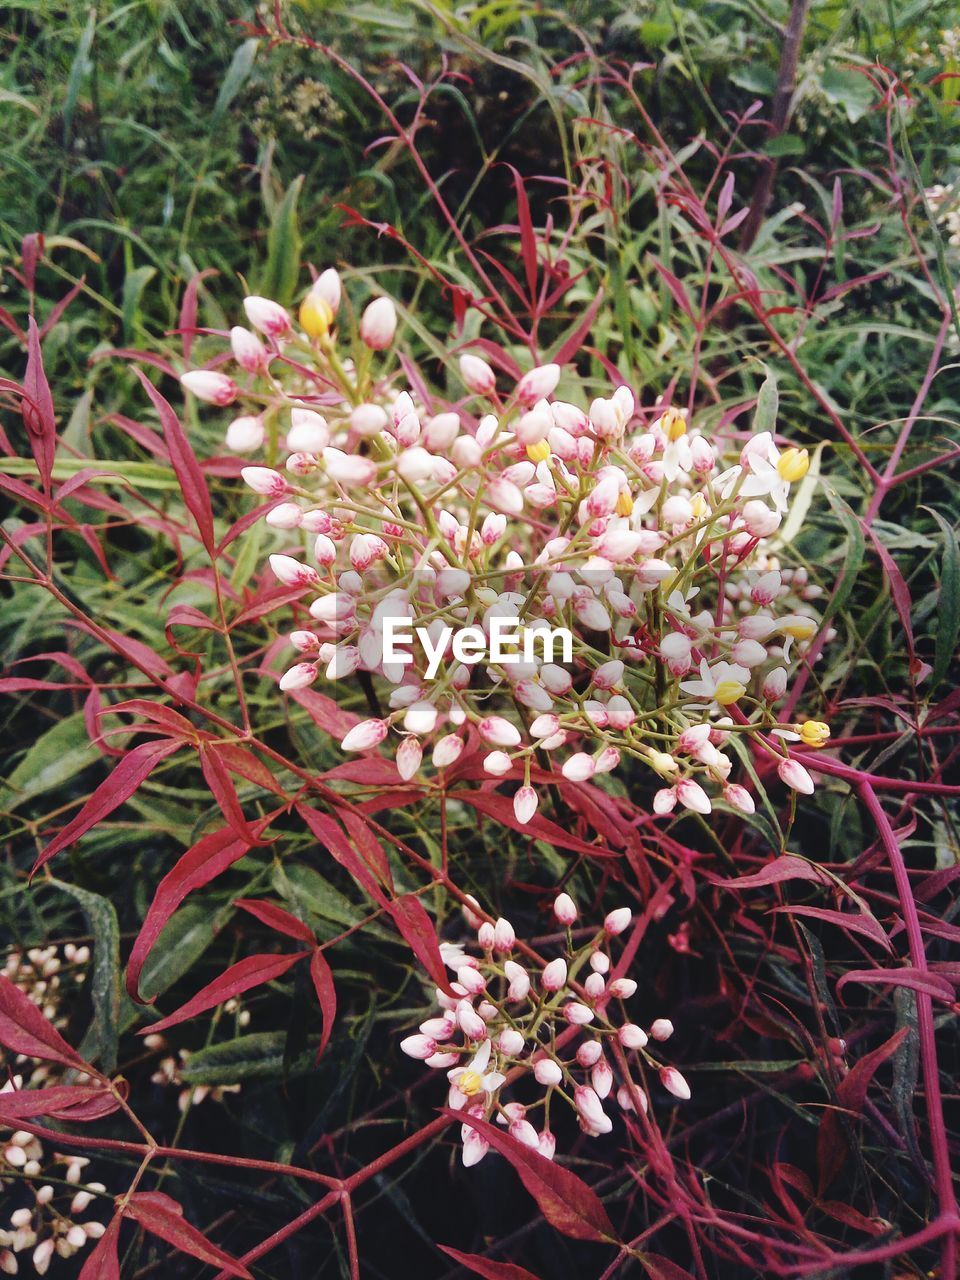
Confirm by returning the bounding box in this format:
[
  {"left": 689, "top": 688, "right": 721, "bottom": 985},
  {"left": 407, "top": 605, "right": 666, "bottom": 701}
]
[
  {"left": 350, "top": 403, "right": 389, "bottom": 437},
  {"left": 516, "top": 362, "right": 560, "bottom": 404},
  {"left": 565, "top": 1002, "right": 595, "bottom": 1025},
  {"left": 483, "top": 751, "right": 513, "bottom": 777},
  {"left": 349, "top": 532, "right": 388, "bottom": 572},
  {"left": 477, "top": 922, "right": 495, "bottom": 950},
  {"left": 432, "top": 734, "right": 464, "bottom": 768},
  {"left": 460, "top": 353, "right": 496, "bottom": 395},
  {"left": 653, "top": 787, "right": 678, "bottom": 815},
  {"left": 285, "top": 450, "right": 319, "bottom": 477},
  {"left": 576, "top": 1039, "right": 603, "bottom": 1068},
  {"left": 457, "top": 965, "right": 486, "bottom": 995},
  {"left": 561, "top": 752, "right": 596, "bottom": 782},
  {"left": 723, "top": 783, "right": 755, "bottom": 814},
  {"left": 340, "top": 719, "right": 388, "bottom": 752},
  {"left": 660, "top": 1066, "right": 691, "bottom": 1100},
  {"left": 504, "top": 960, "right": 530, "bottom": 1002},
  {"left": 226, "top": 414, "right": 266, "bottom": 453},
  {"left": 360, "top": 296, "right": 398, "bottom": 349},
  {"left": 649, "top": 1018, "right": 674, "bottom": 1041},
  {"left": 269, "top": 554, "right": 320, "bottom": 588},
  {"left": 617, "top": 1083, "right": 648, "bottom": 1113},
  {"left": 534, "top": 1058, "right": 563, "bottom": 1086},
  {"left": 594, "top": 747, "right": 621, "bottom": 774},
  {"left": 606, "top": 695, "right": 636, "bottom": 731},
  {"left": 619, "top": 1023, "right": 648, "bottom": 1049},
  {"left": 322, "top": 448, "right": 377, "bottom": 486},
  {"left": 494, "top": 917, "right": 515, "bottom": 952},
  {"left": 574, "top": 1085, "right": 612, "bottom": 1134},
  {"left": 584, "top": 972, "right": 605, "bottom": 999},
  {"left": 461, "top": 1126, "right": 489, "bottom": 1167},
  {"left": 278, "top": 663, "right": 317, "bottom": 691},
  {"left": 510, "top": 1118, "right": 541, "bottom": 1149},
  {"left": 422, "top": 412, "right": 460, "bottom": 451},
  {"left": 590, "top": 951, "right": 610, "bottom": 974},
  {"left": 242, "top": 466, "right": 289, "bottom": 497},
  {"left": 539, "top": 665, "right": 573, "bottom": 695},
  {"left": 401, "top": 1033, "right": 437, "bottom": 1059},
  {"left": 778, "top": 757, "right": 815, "bottom": 795},
  {"left": 593, "top": 659, "right": 624, "bottom": 690},
  {"left": 243, "top": 295, "right": 291, "bottom": 337},
  {"left": 479, "top": 716, "right": 522, "bottom": 748},
  {"left": 397, "top": 446, "right": 435, "bottom": 483},
  {"left": 396, "top": 736, "right": 423, "bottom": 781},
  {"left": 499, "top": 1028, "right": 525, "bottom": 1055},
  {"left": 313, "top": 267, "right": 342, "bottom": 312},
  {"left": 456, "top": 1000, "right": 487, "bottom": 1040},
  {"left": 181, "top": 370, "right": 237, "bottom": 405},
  {"left": 762, "top": 667, "right": 789, "bottom": 701},
  {"left": 230, "top": 326, "right": 267, "bottom": 372},
  {"left": 541, "top": 958, "right": 567, "bottom": 991},
  {"left": 513, "top": 786, "right": 538, "bottom": 825},
  {"left": 608, "top": 978, "right": 637, "bottom": 999},
  {"left": 676, "top": 778, "right": 712, "bottom": 815},
  {"left": 586, "top": 473, "right": 620, "bottom": 518},
  {"left": 265, "top": 501, "right": 303, "bottom": 530},
  {"left": 486, "top": 477, "right": 524, "bottom": 516},
  {"left": 553, "top": 892, "right": 577, "bottom": 925},
  {"left": 604, "top": 907, "right": 632, "bottom": 935},
  {"left": 591, "top": 1056, "right": 613, "bottom": 1099},
  {"left": 741, "top": 500, "right": 781, "bottom": 538}
]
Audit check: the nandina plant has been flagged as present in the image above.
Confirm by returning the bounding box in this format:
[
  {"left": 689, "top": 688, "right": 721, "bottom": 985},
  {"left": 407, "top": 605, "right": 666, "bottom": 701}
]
[{"left": 1, "top": 30, "right": 959, "bottom": 1280}]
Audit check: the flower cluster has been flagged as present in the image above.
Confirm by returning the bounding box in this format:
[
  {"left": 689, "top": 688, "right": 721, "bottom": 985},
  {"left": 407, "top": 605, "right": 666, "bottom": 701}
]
[
  {"left": 180, "top": 275, "right": 831, "bottom": 822},
  {"left": 0, "top": 1079, "right": 106, "bottom": 1276},
  {"left": 399, "top": 893, "right": 687, "bottom": 1167}
]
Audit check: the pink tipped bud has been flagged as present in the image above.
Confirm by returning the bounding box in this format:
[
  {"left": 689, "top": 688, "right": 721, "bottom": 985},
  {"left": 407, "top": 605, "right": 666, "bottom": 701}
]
[
  {"left": 534, "top": 1058, "right": 563, "bottom": 1086},
  {"left": 593, "top": 659, "right": 624, "bottom": 690},
  {"left": 574, "top": 1085, "right": 612, "bottom": 1134},
  {"left": 230, "top": 326, "right": 267, "bottom": 372},
  {"left": 241, "top": 466, "right": 288, "bottom": 497},
  {"left": 486, "top": 477, "right": 524, "bottom": 516},
  {"left": 538, "top": 1130, "right": 557, "bottom": 1160},
  {"left": 181, "top": 370, "right": 237, "bottom": 405},
  {"left": 584, "top": 972, "right": 605, "bottom": 999},
  {"left": 590, "top": 951, "right": 610, "bottom": 974},
  {"left": 660, "top": 1066, "right": 691, "bottom": 1100},
  {"left": 676, "top": 778, "right": 712, "bottom": 816},
  {"left": 723, "top": 783, "right": 755, "bottom": 814},
  {"left": 499, "top": 1028, "right": 525, "bottom": 1055},
  {"left": 591, "top": 1056, "right": 613, "bottom": 1099},
  {"left": 432, "top": 734, "right": 464, "bottom": 768},
  {"left": 741, "top": 500, "right": 781, "bottom": 538},
  {"left": 541, "top": 958, "right": 567, "bottom": 991},
  {"left": 479, "top": 716, "right": 522, "bottom": 748},
  {"left": 457, "top": 965, "right": 486, "bottom": 995},
  {"left": 762, "top": 667, "right": 789, "bottom": 701},
  {"left": 595, "top": 747, "right": 621, "bottom": 774},
  {"left": 565, "top": 1002, "right": 595, "bottom": 1025},
  {"left": 401, "top": 1033, "right": 437, "bottom": 1059},
  {"left": 481, "top": 512, "right": 506, "bottom": 545},
  {"left": 504, "top": 960, "right": 531, "bottom": 1002},
  {"left": 513, "top": 786, "right": 538, "bottom": 825},
  {"left": 617, "top": 1083, "right": 648, "bottom": 1114},
  {"left": 553, "top": 892, "right": 577, "bottom": 926},
  {"left": 561, "top": 752, "right": 596, "bottom": 782},
  {"left": 322, "top": 447, "right": 377, "bottom": 486},
  {"left": 287, "top": 409, "right": 330, "bottom": 453},
  {"left": 477, "top": 922, "right": 495, "bottom": 950},
  {"left": 269, "top": 554, "right": 320, "bottom": 588},
  {"left": 516, "top": 363, "right": 560, "bottom": 404},
  {"left": 265, "top": 501, "right": 303, "bottom": 530},
  {"left": 576, "top": 1039, "right": 603, "bottom": 1068},
  {"left": 243, "top": 295, "right": 291, "bottom": 337},
  {"left": 396, "top": 736, "right": 423, "bottom": 781},
  {"left": 619, "top": 1023, "right": 648, "bottom": 1049},
  {"left": 778, "top": 757, "right": 815, "bottom": 795},
  {"left": 494, "top": 918, "right": 515, "bottom": 952},
  {"left": 650, "top": 1018, "right": 674, "bottom": 1041},
  {"left": 460, "top": 353, "right": 496, "bottom": 395},
  {"left": 606, "top": 695, "right": 636, "bottom": 731},
  {"left": 314, "top": 267, "right": 342, "bottom": 313},
  {"left": 456, "top": 1000, "right": 487, "bottom": 1040},
  {"left": 604, "top": 907, "right": 632, "bottom": 936},
  {"left": 350, "top": 403, "right": 389, "bottom": 437},
  {"left": 225, "top": 414, "right": 266, "bottom": 453},
  {"left": 607, "top": 978, "right": 637, "bottom": 999},
  {"left": 313, "top": 533, "right": 337, "bottom": 566},
  {"left": 278, "top": 663, "right": 317, "bottom": 691},
  {"left": 483, "top": 751, "right": 513, "bottom": 777},
  {"left": 340, "top": 719, "right": 389, "bottom": 753},
  {"left": 360, "top": 296, "right": 398, "bottom": 349}
]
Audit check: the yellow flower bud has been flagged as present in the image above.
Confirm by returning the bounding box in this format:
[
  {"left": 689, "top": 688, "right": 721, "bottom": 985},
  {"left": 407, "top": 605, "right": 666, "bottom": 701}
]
[
  {"left": 662, "top": 407, "right": 687, "bottom": 441},
  {"left": 458, "top": 1070, "right": 483, "bottom": 1096},
  {"left": 779, "top": 616, "right": 817, "bottom": 641},
  {"left": 798, "top": 720, "right": 830, "bottom": 748},
  {"left": 714, "top": 679, "right": 746, "bottom": 706},
  {"left": 526, "top": 440, "right": 551, "bottom": 464},
  {"left": 690, "top": 492, "right": 708, "bottom": 519},
  {"left": 299, "top": 292, "right": 334, "bottom": 340},
  {"left": 777, "top": 447, "right": 810, "bottom": 483},
  {"left": 616, "top": 490, "right": 634, "bottom": 517}
]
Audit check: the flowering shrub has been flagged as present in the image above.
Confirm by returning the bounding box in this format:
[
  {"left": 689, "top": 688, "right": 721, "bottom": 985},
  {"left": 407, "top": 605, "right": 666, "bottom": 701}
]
[{"left": 181, "top": 274, "right": 831, "bottom": 829}]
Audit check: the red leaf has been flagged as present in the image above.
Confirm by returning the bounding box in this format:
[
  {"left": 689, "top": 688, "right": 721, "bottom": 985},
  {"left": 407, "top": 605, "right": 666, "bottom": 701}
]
[
  {"left": 199, "top": 742, "right": 264, "bottom": 845},
  {"left": 817, "top": 1028, "right": 908, "bottom": 1193},
  {"left": 715, "top": 855, "right": 832, "bottom": 890},
  {"left": 78, "top": 1215, "right": 121, "bottom": 1280},
  {"left": 837, "top": 967, "right": 955, "bottom": 1002},
  {"left": 641, "top": 1257, "right": 697, "bottom": 1280},
  {"left": 22, "top": 316, "right": 57, "bottom": 491},
  {"left": 438, "top": 1245, "right": 543, "bottom": 1280},
  {"left": 506, "top": 166, "right": 538, "bottom": 303},
  {"left": 288, "top": 686, "right": 361, "bottom": 739},
  {"left": 125, "top": 1191, "right": 252, "bottom": 1278},
  {"left": 338, "top": 807, "right": 394, "bottom": 890},
  {"left": 144, "top": 952, "right": 306, "bottom": 1034},
  {"left": 456, "top": 791, "right": 614, "bottom": 860},
  {"left": 236, "top": 898, "right": 315, "bottom": 944},
  {"left": 179, "top": 268, "right": 218, "bottom": 362},
  {"left": 34, "top": 737, "right": 181, "bottom": 873},
  {"left": 386, "top": 894, "right": 454, "bottom": 995},
  {"left": 309, "top": 949, "right": 337, "bottom": 1060},
  {"left": 773, "top": 905, "right": 892, "bottom": 952},
  {"left": 127, "top": 822, "right": 268, "bottom": 1002},
  {"left": 650, "top": 258, "right": 695, "bottom": 321},
  {"left": 297, "top": 805, "right": 388, "bottom": 906},
  {"left": 0, "top": 974, "right": 86, "bottom": 1068},
  {"left": 134, "top": 367, "right": 216, "bottom": 556},
  {"left": 443, "top": 1111, "right": 616, "bottom": 1243},
  {"left": 0, "top": 1085, "right": 115, "bottom": 1123}
]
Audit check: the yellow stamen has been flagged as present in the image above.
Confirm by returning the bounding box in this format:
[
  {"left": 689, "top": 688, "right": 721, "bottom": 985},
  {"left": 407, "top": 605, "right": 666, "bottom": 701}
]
[
  {"left": 526, "top": 440, "right": 551, "bottom": 464},
  {"left": 780, "top": 617, "right": 816, "bottom": 641},
  {"left": 777, "top": 448, "right": 810, "bottom": 483},
  {"left": 662, "top": 408, "right": 687, "bottom": 441},
  {"left": 690, "top": 492, "right": 708, "bottom": 519},
  {"left": 458, "top": 1070, "right": 483, "bottom": 1097},
  {"left": 714, "top": 680, "right": 746, "bottom": 706},
  {"left": 299, "top": 292, "right": 334, "bottom": 340},
  {"left": 798, "top": 720, "right": 830, "bottom": 748},
  {"left": 616, "top": 490, "right": 634, "bottom": 517}
]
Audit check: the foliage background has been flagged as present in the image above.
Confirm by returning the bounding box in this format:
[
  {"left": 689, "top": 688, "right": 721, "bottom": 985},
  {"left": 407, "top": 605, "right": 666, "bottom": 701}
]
[{"left": 1, "top": 1, "right": 959, "bottom": 1277}]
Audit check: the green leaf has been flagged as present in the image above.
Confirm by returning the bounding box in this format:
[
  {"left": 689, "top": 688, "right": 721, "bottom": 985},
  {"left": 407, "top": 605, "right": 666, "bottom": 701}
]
[
  {"left": 138, "top": 900, "right": 234, "bottom": 1003},
  {"left": 64, "top": 6, "right": 97, "bottom": 141},
  {"left": 820, "top": 67, "right": 875, "bottom": 124},
  {"left": 212, "top": 39, "right": 259, "bottom": 125},
  {"left": 122, "top": 265, "right": 157, "bottom": 342},
  {"left": 752, "top": 367, "right": 778, "bottom": 436},
  {"left": 179, "top": 1031, "right": 312, "bottom": 1085},
  {"left": 259, "top": 175, "right": 304, "bottom": 307},
  {"left": 0, "top": 713, "right": 99, "bottom": 814},
  {"left": 50, "top": 879, "right": 120, "bottom": 1074},
  {"left": 730, "top": 64, "right": 777, "bottom": 95},
  {"left": 764, "top": 134, "right": 805, "bottom": 158},
  {"left": 929, "top": 509, "right": 960, "bottom": 687}
]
